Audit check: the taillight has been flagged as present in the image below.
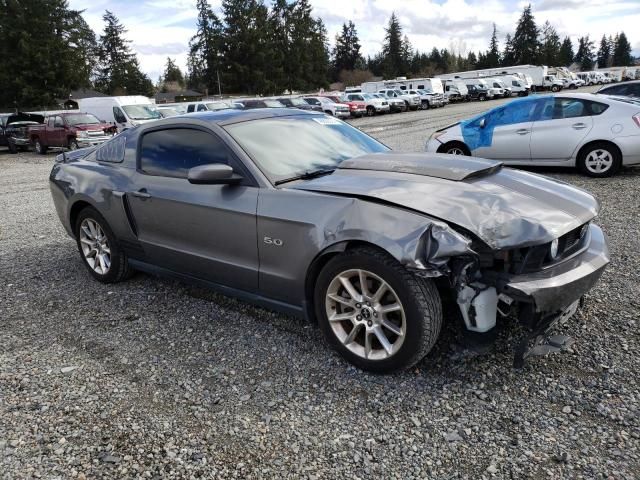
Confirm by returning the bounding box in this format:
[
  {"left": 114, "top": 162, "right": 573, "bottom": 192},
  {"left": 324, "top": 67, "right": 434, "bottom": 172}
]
[{"left": 633, "top": 114, "right": 640, "bottom": 128}]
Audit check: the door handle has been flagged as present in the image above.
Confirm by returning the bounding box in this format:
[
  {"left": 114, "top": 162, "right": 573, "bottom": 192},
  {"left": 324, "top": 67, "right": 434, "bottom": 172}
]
[
  {"left": 572, "top": 123, "right": 587, "bottom": 130},
  {"left": 131, "top": 189, "right": 151, "bottom": 199},
  {"left": 516, "top": 129, "right": 530, "bottom": 135}
]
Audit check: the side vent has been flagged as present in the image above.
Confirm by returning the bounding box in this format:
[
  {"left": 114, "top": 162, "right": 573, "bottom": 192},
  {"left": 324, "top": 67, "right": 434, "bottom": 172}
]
[{"left": 122, "top": 194, "right": 138, "bottom": 237}]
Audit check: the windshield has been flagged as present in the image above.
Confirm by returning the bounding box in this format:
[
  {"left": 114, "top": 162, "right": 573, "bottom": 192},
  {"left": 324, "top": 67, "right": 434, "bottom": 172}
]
[
  {"left": 393, "top": 89, "right": 404, "bottom": 96},
  {"left": 225, "top": 116, "right": 389, "bottom": 183},
  {"left": 158, "top": 108, "right": 180, "bottom": 117},
  {"left": 361, "top": 94, "right": 374, "bottom": 100},
  {"left": 206, "top": 102, "right": 232, "bottom": 111},
  {"left": 287, "top": 98, "right": 307, "bottom": 106},
  {"left": 65, "top": 113, "right": 101, "bottom": 125},
  {"left": 122, "top": 105, "right": 162, "bottom": 120}
]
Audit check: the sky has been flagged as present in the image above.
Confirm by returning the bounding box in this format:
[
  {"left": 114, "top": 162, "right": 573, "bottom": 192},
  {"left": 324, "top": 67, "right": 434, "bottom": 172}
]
[{"left": 69, "top": 0, "right": 640, "bottom": 82}]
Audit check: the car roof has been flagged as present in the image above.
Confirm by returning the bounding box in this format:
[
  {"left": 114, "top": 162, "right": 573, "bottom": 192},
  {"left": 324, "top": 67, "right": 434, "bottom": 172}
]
[{"left": 181, "top": 108, "right": 320, "bottom": 126}]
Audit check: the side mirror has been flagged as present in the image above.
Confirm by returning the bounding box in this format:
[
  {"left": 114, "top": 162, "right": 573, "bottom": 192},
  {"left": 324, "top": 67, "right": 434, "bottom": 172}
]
[
  {"left": 479, "top": 118, "right": 486, "bottom": 129},
  {"left": 188, "top": 163, "right": 242, "bottom": 185}
]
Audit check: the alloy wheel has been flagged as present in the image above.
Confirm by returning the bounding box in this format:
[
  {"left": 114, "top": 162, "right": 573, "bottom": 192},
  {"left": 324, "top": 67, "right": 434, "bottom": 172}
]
[
  {"left": 585, "top": 149, "right": 613, "bottom": 174},
  {"left": 79, "top": 218, "right": 111, "bottom": 275},
  {"left": 325, "top": 269, "right": 406, "bottom": 361},
  {"left": 447, "top": 147, "right": 466, "bottom": 155}
]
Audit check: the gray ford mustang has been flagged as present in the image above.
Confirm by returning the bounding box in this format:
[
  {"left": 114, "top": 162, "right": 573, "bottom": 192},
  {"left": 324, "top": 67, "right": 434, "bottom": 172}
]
[{"left": 50, "top": 109, "right": 610, "bottom": 372}]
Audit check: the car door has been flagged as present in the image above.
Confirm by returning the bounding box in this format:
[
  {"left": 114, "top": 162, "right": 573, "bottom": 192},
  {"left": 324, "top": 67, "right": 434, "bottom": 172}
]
[
  {"left": 529, "top": 97, "right": 594, "bottom": 162},
  {"left": 53, "top": 116, "right": 67, "bottom": 146},
  {"left": 471, "top": 98, "right": 539, "bottom": 161},
  {"left": 127, "top": 126, "right": 259, "bottom": 291}
]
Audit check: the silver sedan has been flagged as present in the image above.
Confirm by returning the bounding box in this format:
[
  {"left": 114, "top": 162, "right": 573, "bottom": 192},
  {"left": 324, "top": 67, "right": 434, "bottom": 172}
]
[{"left": 426, "top": 93, "right": 640, "bottom": 177}]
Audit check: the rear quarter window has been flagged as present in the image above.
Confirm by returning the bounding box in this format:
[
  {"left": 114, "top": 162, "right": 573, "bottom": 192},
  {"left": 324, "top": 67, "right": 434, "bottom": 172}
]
[
  {"left": 96, "top": 135, "right": 126, "bottom": 163},
  {"left": 587, "top": 101, "right": 609, "bottom": 115}
]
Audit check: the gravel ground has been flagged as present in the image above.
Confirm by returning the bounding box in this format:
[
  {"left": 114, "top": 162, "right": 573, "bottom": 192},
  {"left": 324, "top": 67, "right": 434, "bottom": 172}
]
[{"left": 2, "top": 92, "right": 639, "bottom": 479}]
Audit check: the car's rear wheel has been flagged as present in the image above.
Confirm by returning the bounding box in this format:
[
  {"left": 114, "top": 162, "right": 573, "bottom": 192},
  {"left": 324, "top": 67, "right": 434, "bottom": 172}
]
[
  {"left": 315, "top": 247, "right": 442, "bottom": 373},
  {"left": 75, "top": 206, "right": 132, "bottom": 283},
  {"left": 577, "top": 142, "right": 621, "bottom": 177}
]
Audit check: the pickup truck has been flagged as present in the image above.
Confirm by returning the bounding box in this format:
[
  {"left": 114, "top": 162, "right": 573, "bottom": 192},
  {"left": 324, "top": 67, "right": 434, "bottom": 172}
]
[
  {"left": 302, "top": 97, "right": 351, "bottom": 118},
  {"left": 29, "top": 112, "right": 116, "bottom": 154},
  {"left": 342, "top": 93, "right": 390, "bottom": 116},
  {"left": 322, "top": 95, "right": 366, "bottom": 117},
  {"left": 378, "top": 89, "right": 420, "bottom": 111},
  {"left": 1, "top": 112, "right": 44, "bottom": 153}
]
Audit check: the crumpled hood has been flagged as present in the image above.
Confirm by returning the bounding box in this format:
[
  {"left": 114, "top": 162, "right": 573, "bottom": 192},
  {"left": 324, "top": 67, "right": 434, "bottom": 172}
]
[{"left": 292, "top": 153, "right": 599, "bottom": 249}]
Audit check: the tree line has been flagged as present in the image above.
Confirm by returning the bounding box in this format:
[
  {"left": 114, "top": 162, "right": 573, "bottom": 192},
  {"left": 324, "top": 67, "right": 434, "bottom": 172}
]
[
  {"left": 332, "top": 4, "right": 635, "bottom": 84},
  {"left": 0, "top": 0, "right": 636, "bottom": 109}
]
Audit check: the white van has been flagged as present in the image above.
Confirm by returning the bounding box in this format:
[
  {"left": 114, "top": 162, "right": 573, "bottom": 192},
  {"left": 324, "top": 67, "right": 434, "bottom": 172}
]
[{"left": 77, "top": 96, "right": 161, "bottom": 132}]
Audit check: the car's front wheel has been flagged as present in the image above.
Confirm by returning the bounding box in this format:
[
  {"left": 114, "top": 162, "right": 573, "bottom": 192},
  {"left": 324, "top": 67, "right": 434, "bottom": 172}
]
[
  {"left": 34, "top": 138, "right": 47, "bottom": 155},
  {"left": 577, "top": 142, "right": 621, "bottom": 177},
  {"left": 315, "top": 247, "right": 442, "bottom": 373},
  {"left": 439, "top": 142, "right": 470, "bottom": 156},
  {"left": 75, "top": 206, "right": 132, "bottom": 283}
]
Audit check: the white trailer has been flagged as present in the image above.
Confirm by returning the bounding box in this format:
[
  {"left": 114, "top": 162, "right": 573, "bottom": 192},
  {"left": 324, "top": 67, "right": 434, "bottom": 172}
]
[
  {"left": 388, "top": 77, "right": 444, "bottom": 95},
  {"left": 441, "top": 65, "right": 563, "bottom": 91}
]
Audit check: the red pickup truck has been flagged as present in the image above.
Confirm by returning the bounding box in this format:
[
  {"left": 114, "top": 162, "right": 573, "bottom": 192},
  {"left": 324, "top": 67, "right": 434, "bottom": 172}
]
[{"left": 29, "top": 112, "right": 116, "bottom": 154}]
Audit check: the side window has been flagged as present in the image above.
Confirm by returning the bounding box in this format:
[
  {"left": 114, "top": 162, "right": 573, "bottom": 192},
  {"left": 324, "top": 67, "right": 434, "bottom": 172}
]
[
  {"left": 113, "top": 107, "right": 127, "bottom": 123},
  {"left": 187, "top": 104, "right": 195, "bottom": 113},
  {"left": 417, "top": 85, "right": 425, "bottom": 89},
  {"left": 553, "top": 98, "right": 588, "bottom": 119},
  {"left": 306, "top": 98, "right": 320, "bottom": 106},
  {"left": 140, "top": 128, "right": 232, "bottom": 178},
  {"left": 197, "top": 104, "right": 207, "bottom": 112},
  {"left": 54, "top": 116, "right": 64, "bottom": 127},
  {"left": 48, "top": 117, "right": 55, "bottom": 127}
]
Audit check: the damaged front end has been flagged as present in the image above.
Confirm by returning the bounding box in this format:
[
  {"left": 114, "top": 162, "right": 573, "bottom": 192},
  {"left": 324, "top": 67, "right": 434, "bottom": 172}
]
[{"left": 413, "top": 220, "right": 610, "bottom": 367}]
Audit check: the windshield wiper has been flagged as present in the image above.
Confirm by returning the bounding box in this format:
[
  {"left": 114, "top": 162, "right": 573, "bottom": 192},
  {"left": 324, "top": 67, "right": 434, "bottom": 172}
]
[{"left": 274, "top": 168, "right": 335, "bottom": 186}]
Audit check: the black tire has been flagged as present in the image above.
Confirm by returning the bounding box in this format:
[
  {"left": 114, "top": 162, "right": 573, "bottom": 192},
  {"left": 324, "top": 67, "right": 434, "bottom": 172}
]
[
  {"left": 7, "top": 141, "right": 17, "bottom": 154},
  {"left": 314, "top": 247, "right": 442, "bottom": 373},
  {"left": 438, "top": 142, "right": 471, "bottom": 156},
  {"left": 74, "top": 206, "right": 133, "bottom": 283},
  {"left": 366, "top": 106, "right": 375, "bottom": 117},
  {"left": 68, "top": 138, "right": 79, "bottom": 150},
  {"left": 33, "top": 138, "right": 47, "bottom": 155},
  {"left": 325, "top": 110, "right": 334, "bottom": 116},
  {"left": 577, "top": 142, "right": 621, "bottom": 178}
]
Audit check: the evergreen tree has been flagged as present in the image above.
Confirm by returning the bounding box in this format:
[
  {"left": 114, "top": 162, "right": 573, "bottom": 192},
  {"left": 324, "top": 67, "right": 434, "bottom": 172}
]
[
  {"left": 539, "top": 21, "right": 560, "bottom": 66},
  {"left": 466, "top": 52, "right": 477, "bottom": 70},
  {"left": 512, "top": 4, "right": 539, "bottom": 64},
  {"left": 558, "top": 37, "right": 574, "bottom": 66},
  {"left": 574, "top": 36, "right": 595, "bottom": 71},
  {"left": 400, "top": 35, "right": 414, "bottom": 74},
  {"left": 0, "top": 0, "right": 98, "bottom": 109},
  {"left": 502, "top": 34, "right": 515, "bottom": 66},
  {"left": 597, "top": 35, "right": 611, "bottom": 68},
  {"left": 612, "top": 32, "right": 633, "bottom": 66},
  {"left": 485, "top": 24, "right": 500, "bottom": 68},
  {"left": 95, "top": 10, "right": 153, "bottom": 96},
  {"left": 381, "top": 13, "right": 404, "bottom": 78},
  {"left": 187, "top": 0, "right": 224, "bottom": 94},
  {"left": 333, "top": 21, "right": 362, "bottom": 76},
  {"left": 221, "top": 0, "right": 273, "bottom": 94},
  {"left": 161, "top": 58, "right": 184, "bottom": 91}
]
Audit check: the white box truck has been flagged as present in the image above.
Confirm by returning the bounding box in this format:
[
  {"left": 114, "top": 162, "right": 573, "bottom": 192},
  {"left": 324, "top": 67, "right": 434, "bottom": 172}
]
[{"left": 77, "top": 96, "right": 161, "bottom": 132}]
